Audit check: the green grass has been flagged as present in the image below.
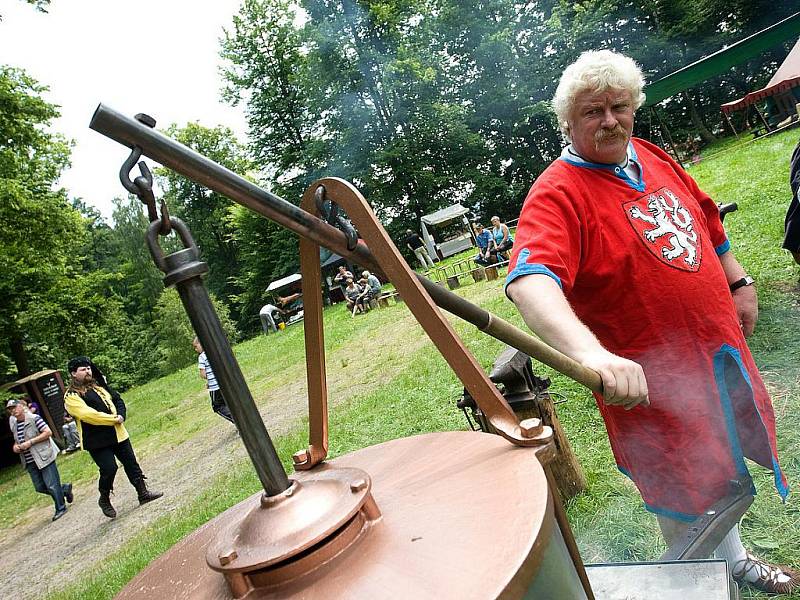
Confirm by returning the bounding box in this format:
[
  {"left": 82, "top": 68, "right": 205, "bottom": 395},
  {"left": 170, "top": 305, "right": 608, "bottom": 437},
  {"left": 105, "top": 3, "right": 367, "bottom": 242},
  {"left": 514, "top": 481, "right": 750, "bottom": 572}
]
[{"left": 6, "top": 129, "right": 800, "bottom": 599}]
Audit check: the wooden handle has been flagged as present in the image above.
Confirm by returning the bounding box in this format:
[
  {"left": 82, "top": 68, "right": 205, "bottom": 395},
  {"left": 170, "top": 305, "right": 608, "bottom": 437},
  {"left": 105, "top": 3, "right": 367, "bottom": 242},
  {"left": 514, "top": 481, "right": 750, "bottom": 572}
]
[{"left": 482, "top": 314, "right": 603, "bottom": 394}]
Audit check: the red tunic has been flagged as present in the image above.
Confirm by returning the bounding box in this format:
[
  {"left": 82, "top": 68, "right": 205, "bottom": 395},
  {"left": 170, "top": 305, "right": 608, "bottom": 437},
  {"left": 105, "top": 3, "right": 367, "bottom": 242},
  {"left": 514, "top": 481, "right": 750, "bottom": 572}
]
[{"left": 507, "top": 138, "right": 788, "bottom": 520}]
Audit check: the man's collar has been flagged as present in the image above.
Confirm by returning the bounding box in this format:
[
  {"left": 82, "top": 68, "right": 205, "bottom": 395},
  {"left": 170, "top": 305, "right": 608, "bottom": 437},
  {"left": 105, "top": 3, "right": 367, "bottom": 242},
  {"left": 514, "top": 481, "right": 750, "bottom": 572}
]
[
  {"left": 559, "top": 140, "right": 645, "bottom": 192},
  {"left": 561, "top": 141, "right": 636, "bottom": 167}
]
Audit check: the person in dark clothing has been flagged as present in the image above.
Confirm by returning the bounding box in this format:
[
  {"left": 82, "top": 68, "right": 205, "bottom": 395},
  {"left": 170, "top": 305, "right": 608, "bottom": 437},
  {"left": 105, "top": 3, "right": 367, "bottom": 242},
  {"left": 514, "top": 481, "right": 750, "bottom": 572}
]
[
  {"left": 333, "top": 265, "right": 354, "bottom": 293},
  {"left": 64, "top": 356, "right": 163, "bottom": 519},
  {"left": 405, "top": 229, "right": 435, "bottom": 269},
  {"left": 783, "top": 139, "right": 800, "bottom": 265},
  {"left": 473, "top": 223, "right": 497, "bottom": 266}
]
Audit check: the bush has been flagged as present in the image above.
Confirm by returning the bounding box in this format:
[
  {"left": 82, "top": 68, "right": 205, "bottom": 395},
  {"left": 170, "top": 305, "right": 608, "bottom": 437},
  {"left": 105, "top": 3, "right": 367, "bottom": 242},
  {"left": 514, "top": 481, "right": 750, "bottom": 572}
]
[{"left": 151, "top": 288, "right": 240, "bottom": 375}]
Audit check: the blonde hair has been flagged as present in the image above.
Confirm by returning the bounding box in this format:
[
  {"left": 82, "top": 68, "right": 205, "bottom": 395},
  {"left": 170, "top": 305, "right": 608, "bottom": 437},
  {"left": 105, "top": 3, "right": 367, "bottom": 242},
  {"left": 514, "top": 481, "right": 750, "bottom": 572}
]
[{"left": 553, "top": 50, "right": 645, "bottom": 139}]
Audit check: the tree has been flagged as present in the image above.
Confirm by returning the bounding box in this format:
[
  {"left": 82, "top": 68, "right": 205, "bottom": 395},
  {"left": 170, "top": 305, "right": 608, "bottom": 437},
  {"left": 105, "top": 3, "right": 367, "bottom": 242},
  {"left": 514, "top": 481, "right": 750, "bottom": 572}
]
[
  {"left": 221, "top": 0, "right": 499, "bottom": 235},
  {"left": 71, "top": 198, "right": 118, "bottom": 274},
  {"left": 24, "top": 0, "right": 50, "bottom": 12},
  {"left": 156, "top": 123, "right": 253, "bottom": 323},
  {"left": 221, "top": 0, "right": 324, "bottom": 193},
  {"left": 105, "top": 196, "right": 164, "bottom": 317},
  {"left": 0, "top": 1, "right": 50, "bottom": 20},
  {"left": 220, "top": 0, "right": 795, "bottom": 271},
  {"left": 0, "top": 66, "right": 83, "bottom": 377},
  {"left": 151, "top": 288, "right": 240, "bottom": 376},
  {"left": 228, "top": 205, "right": 300, "bottom": 331}
]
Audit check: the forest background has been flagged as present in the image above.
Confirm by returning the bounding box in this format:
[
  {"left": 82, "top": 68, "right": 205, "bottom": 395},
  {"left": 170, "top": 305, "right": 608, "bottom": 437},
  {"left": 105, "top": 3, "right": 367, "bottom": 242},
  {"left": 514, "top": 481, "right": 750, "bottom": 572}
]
[{"left": 2, "top": 0, "right": 798, "bottom": 388}]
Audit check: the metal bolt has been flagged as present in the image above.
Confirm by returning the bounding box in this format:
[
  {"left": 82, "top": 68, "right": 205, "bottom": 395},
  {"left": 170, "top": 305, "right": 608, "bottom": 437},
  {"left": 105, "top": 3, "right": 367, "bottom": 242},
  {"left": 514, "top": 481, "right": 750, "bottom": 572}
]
[
  {"left": 218, "top": 549, "right": 238, "bottom": 566},
  {"left": 134, "top": 113, "right": 157, "bottom": 128},
  {"left": 292, "top": 450, "right": 309, "bottom": 465},
  {"left": 350, "top": 478, "right": 368, "bottom": 493},
  {"left": 519, "top": 418, "right": 542, "bottom": 438}
]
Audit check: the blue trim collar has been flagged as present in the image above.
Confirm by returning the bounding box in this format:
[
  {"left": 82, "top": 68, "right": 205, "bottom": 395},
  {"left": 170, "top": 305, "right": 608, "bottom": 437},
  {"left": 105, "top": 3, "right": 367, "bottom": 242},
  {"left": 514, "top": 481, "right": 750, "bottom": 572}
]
[{"left": 560, "top": 142, "right": 646, "bottom": 192}]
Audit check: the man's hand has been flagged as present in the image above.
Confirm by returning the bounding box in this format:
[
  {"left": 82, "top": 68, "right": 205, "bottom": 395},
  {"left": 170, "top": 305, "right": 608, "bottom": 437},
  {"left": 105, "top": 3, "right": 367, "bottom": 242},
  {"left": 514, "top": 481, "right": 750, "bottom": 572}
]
[
  {"left": 578, "top": 349, "right": 650, "bottom": 410},
  {"left": 509, "top": 274, "right": 649, "bottom": 410},
  {"left": 12, "top": 443, "right": 21, "bottom": 454},
  {"left": 732, "top": 284, "right": 758, "bottom": 337},
  {"left": 115, "top": 415, "right": 124, "bottom": 424}
]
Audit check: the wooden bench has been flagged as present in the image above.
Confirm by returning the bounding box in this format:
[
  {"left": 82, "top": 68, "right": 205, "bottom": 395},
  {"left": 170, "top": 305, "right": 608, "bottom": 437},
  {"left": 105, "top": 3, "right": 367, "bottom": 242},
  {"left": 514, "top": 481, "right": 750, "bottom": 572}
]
[
  {"left": 484, "top": 260, "right": 509, "bottom": 281},
  {"left": 469, "top": 267, "right": 486, "bottom": 282},
  {"left": 432, "top": 257, "right": 476, "bottom": 287},
  {"left": 377, "top": 291, "right": 400, "bottom": 308}
]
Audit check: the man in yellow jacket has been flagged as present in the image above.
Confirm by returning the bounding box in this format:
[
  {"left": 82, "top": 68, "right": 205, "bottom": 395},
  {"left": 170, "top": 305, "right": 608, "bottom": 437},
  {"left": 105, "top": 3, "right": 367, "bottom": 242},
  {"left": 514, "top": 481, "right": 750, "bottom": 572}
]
[{"left": 64, "top": 356, "right": 163, "bottom": 518}]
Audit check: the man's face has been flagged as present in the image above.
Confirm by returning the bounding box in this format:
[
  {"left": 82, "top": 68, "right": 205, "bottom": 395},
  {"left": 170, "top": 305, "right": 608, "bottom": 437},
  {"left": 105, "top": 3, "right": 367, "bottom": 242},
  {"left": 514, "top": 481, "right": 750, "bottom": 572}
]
[
  {"left": 567, "top": 88, "right": 634, "bottom": 164},
  {"left": 192, "top": 339, "right": 202, "bottom": 354},
  {"left": 9, "top": 403, "right": 25, "bottom": 420},
  {"left": 71, "top": 365, "right": 93, "bottom": 385}
]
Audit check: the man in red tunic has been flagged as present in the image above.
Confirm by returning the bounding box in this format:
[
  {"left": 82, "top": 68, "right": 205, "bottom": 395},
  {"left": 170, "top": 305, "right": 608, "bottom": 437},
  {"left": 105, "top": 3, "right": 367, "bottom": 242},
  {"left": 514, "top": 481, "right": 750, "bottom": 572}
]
[{"left": 506, "top": 49, "right": 797, "bottom": 595}]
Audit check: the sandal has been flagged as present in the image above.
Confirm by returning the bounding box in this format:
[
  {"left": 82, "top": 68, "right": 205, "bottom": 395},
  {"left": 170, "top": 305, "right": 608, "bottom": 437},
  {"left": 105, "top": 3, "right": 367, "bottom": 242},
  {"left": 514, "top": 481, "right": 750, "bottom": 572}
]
[{"left": 731, "top": 552, "right": 800, "bottom": 595}]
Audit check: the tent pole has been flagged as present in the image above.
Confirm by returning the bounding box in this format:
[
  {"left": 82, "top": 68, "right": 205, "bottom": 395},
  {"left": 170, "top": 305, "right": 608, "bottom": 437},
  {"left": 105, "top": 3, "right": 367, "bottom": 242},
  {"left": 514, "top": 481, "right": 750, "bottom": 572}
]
[
  {"left": 722, "top": 111, "right": 739, "bottom": 139},
  {"left": 754, "top": 103, "right": 772, "bottom": 132}
]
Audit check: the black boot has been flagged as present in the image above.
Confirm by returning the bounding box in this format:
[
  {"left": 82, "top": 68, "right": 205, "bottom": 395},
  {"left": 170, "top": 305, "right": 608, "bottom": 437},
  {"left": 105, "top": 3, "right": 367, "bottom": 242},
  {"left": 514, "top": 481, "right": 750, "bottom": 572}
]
[
  {"left": 133, "top": 477, "right": 163, "bottom": 505},
  {"left": 63, "top": 482, "right": 73, "bottom": 504},
  {"left": 98, "top": 489, "right": 116, "bottom": 518}
]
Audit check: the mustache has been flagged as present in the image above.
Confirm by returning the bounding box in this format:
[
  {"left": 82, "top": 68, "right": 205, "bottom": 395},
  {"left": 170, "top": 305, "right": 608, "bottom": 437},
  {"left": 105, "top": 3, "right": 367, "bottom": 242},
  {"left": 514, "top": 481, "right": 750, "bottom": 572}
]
[{"left": 595, "top": 125, "right": 628, "bottom": 147}]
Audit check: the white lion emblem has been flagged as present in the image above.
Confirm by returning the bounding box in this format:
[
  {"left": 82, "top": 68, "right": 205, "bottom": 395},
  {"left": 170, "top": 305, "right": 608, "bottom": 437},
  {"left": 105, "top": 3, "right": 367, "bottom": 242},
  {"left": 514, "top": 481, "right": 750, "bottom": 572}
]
[{"left": 629, "top": 189, "right": 698, "bottom": 266}]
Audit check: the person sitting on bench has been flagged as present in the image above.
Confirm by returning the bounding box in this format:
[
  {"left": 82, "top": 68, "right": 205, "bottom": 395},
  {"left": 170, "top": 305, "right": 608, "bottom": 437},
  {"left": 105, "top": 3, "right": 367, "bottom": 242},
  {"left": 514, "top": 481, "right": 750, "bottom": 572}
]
[
  {"left": 473, "top": 223, "right": 497, "bottom": 266},
  {"left": 490, "top": 215, "right": 514, "bottom": 262},
  {"left": 344, "top": 278, "right": 366, "bottom": 314}
]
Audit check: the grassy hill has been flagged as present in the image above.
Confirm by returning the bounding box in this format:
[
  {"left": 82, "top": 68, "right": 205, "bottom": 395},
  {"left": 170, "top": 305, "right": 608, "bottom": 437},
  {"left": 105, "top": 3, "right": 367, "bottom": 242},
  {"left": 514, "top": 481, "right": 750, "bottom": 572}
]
[{"left": 2, "top": 129, "right": 799, "bottom": 600}]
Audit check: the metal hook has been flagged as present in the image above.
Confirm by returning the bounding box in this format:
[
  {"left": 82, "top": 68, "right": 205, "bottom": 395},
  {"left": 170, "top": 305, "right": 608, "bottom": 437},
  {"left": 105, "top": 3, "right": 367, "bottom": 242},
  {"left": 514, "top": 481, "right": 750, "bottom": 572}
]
[
  {"left": 314, "top": 185, "right": 358, "bottom": 251},
  {"left": 120, "top": 147, "right": 160, "bottom": 223},
  {"left": 120, "top": 146, "right": 144, "bottom": 195}
]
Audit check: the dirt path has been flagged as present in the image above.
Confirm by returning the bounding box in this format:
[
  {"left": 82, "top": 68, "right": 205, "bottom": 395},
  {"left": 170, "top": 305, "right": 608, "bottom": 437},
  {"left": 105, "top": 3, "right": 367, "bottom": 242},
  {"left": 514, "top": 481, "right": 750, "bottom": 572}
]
[{"left": 0, "top": 311, "right": 430, "bottom": 600}]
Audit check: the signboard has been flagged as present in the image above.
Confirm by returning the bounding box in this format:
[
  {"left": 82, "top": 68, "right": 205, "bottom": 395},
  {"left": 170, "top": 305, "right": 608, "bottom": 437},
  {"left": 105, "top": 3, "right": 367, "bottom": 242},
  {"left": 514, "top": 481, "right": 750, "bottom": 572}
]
[{"left": 36, "top": 372, "right": 65, "bottom": 429}]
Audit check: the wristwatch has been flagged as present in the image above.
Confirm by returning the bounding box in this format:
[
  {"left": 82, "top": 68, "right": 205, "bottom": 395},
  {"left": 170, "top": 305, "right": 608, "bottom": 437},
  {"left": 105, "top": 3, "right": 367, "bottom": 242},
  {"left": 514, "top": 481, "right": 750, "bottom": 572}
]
[{"left": 729, "top": 275, "right": 755, "bottom": 292}]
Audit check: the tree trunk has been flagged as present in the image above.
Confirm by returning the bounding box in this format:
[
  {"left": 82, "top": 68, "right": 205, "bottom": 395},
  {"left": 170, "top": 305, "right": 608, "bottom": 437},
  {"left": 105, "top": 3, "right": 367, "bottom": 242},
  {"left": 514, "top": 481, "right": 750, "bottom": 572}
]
[
  {"left": 512, "top": 392, "right": 587, "bottom": 500},
  {"left": 684, "top": 91, "right": 716, "bottom": 145},
  {"left": 9, "top": 333, "right": 30, "bottom": 378}
]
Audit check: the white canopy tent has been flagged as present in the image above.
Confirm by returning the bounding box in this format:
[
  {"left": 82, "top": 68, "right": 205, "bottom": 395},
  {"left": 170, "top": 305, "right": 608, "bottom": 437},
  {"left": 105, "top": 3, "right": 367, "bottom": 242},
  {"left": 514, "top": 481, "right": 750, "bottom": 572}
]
[
  {"left": 420, "top": 203, "right": 475, "bottom": 259},
  {"left": 266, "top": 273, "right": 302, "bottom": 292}
]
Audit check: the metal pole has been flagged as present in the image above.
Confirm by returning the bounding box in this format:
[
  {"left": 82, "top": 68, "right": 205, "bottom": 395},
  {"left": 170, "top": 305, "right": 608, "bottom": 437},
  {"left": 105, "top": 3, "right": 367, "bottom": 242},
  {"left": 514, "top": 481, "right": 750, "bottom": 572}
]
[
  {"left": 90, "top": 104, "right": 602, "bottom": 395},
  {"left": 150, "top": 219, "right": 290, "bottom": 495},
  {"left": 89, "top": 104, "right": 493, "bottom": 322}
]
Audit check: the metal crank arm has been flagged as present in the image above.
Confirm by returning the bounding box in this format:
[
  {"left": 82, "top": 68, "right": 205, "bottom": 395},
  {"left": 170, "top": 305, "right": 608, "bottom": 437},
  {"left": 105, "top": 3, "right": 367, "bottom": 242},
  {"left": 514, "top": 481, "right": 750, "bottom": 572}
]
[
  {"left": 293, "top": 178, "right": 554, "bottom": 465},
  {"left": 660, "top": 477, "right": 754, "bottom": 561}
]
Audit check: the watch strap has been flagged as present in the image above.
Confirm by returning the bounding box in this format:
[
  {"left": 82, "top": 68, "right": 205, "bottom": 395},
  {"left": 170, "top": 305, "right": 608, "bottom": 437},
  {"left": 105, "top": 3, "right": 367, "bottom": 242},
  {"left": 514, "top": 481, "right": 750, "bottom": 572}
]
[{"left": 729, "top": 276, "right": 754, "bottom": 292}]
